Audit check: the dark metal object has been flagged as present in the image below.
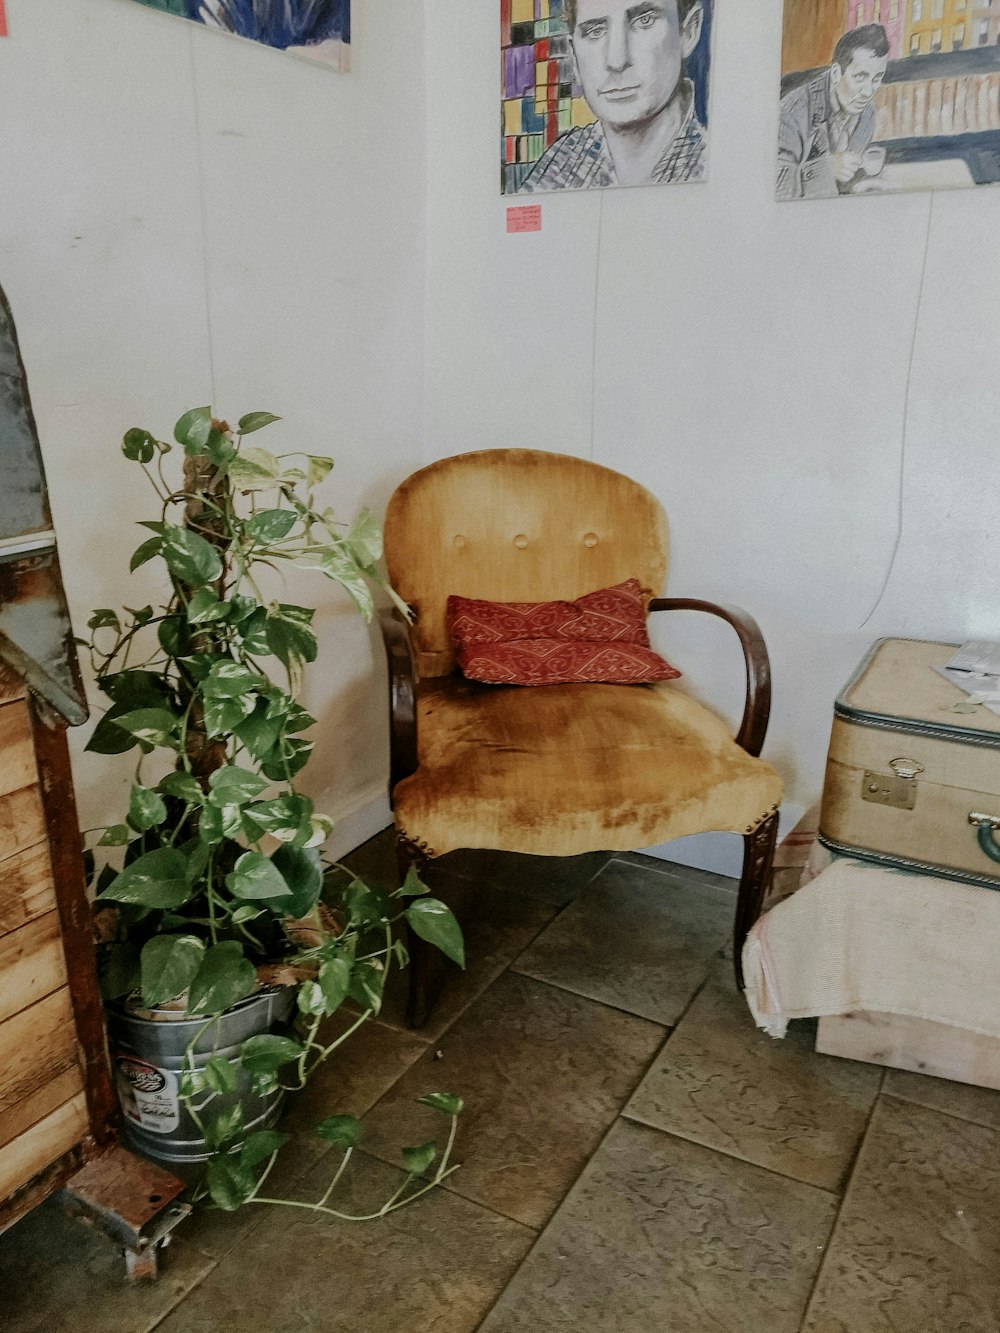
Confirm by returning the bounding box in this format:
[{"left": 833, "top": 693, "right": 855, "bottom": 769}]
[
  {"left": 732, "top": 809, "right": 780, "bottom": 990},
  {"left": 59, "top": 1143, "right": 190, "bottom": 1282},
  {"left": 107, "top": 989, "right": 294, "bottom": 1166},
  {"left": 969, "top": 812, "right": 1000, "bottom": 866},
  {"left": 378, "top": 609, "right": 418, "bottom": 800},
  {"left": 647, "top": 598, "right": 772, "bottom": 758},
  {"left": 862, "top": 769, "right": 919, "bottom": 811},
  {"left": 0, "top": 284, "right": 87, "bottom": 725}
]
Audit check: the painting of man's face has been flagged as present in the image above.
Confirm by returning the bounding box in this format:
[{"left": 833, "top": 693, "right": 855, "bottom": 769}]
[
  {"left": 501, "top": 0, "right": 712, "bottom": 195},
  {"left": 570, "top": 1, "right": 691, "bottom": 129},
  {"left": 831, "top": 47, "right": 888, "bottom": 115}
]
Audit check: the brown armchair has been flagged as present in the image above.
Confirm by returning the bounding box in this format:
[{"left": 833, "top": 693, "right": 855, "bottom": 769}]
[{"left": 379, "top": 449, "right": 782, "bottom": 1024}]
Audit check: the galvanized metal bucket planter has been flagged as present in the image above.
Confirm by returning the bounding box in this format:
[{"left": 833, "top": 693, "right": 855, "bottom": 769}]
[{"left": 106, "top": 989, "right": 296, "bottom": 1167}]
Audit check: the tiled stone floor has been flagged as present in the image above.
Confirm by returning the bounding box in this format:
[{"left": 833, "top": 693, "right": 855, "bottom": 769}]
[{"left": 2, "top": 833, "right": 999, "bottom": 1332}]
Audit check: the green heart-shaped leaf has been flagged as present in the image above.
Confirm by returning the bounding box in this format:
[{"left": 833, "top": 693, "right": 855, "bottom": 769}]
[
  {"left": 318, "top": 957, "right": 351, "bottom": 1015},
  {"left": 417, "top": 1092, "right": 464, "bottom": 1117},
  {"left": 140, "top": 934, "right": 205, "bottom": 1007},
  {"left": 98, "top": 848, "right": 193, "bottom": 910},
  {"left": 161, "top": 524, "right": 223, "bottom": 587},
  {"left": 240, "top": 1034, "right": 305, "bottom": 1075},
  {"left": 246, "top": 509, "right": 297, "bottom": 543},
  {"left": 187, "top": 942, "right": 256, "bottom": 1016},
  {"left": 128, "top": 784, "right": 167, "bottom": 832},
  {"left": 208, "top": 765, "right": 269, "bottom": 807},
  {"left": 406, "top": 898, "right": 465, "bottom": 968},
  {"left": 225, "top": 851, "right": 293, "bottom": 901},
  {"left": 241, "top": 1129, "right": 289, "bottom": 1168},
  {"left": 122, "top": 427, "right": 157, "bottom": 463},
  {"left": 237, "top": 412, "right": 281, "bottom": 436},
  {"left": 402, "top": 1142, "right": 437, "bottom": 1176},
  {"left": 174, "top": 407, "right": 213, "bottom": 454},
  {"left": 314, "top": 1115, "right": 361, "bottom": 1149}
]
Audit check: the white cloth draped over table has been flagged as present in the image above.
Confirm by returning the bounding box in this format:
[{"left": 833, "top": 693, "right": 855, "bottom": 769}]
[{"left": 742, "top": 858, "right": 1000, "bottom": 1041}]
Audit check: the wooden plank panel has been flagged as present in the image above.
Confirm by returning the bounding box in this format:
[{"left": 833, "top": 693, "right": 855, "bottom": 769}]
[
  {"left": 30, "top": 713, "right": 119, "bottom": 1145},
  {"left": 0, "top": 1069, "right": 83, "bottom": 1156},
  {"left": 0, "top": 911, "right": 67, "bottom": 1025},
  {"left": 0, "top": 701, "right": 36, "bottom": 800},
  {"left": 0, "top": 664, "right": 26, "bottom": 707},
  {"left": 0, "top": 1144, "right": 84, "bottom": 1238},
  {"left": 0, "top": 841, "right": 56, "bottom": 938},
  {"left": 0, "top": 785, "right": 46, "bottom": 865},
  {"left": 817, "top": 1010, "right": 1000, "bottom": 1092},
  {"left": 0, "top": 988, "right": 84, "bottom": 1151},
  {"left": 0, "top": 1094, "right": 88, "bottom": 1204}
]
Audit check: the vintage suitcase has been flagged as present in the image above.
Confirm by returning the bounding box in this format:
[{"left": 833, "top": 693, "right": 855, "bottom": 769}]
[{"left": 819, "top": 638, "right": 1000, "bottom": 889}]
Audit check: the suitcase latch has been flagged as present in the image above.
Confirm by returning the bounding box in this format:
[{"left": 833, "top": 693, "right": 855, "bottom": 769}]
[{"left": 862, "top": 768, "right": 919, "bottom": 810}]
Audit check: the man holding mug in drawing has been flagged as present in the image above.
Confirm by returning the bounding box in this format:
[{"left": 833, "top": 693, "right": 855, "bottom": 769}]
[
  {"left": 777, "top": 24, "right": 889, "bottom": 201},
  {"left": 521, "top": 0, "right": 708, "bottom": 192}
]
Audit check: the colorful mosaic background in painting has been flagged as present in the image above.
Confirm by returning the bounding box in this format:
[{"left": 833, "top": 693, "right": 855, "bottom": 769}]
[{"left": 501, "top": 0, "right": 595, "bottom": 194}]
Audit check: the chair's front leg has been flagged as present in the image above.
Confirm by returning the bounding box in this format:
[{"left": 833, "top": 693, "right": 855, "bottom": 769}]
[
  {"left": 733, "top": 810, "right": 779, "bottom": 989},
  {"left": 395, "top": 832, "right": 446, "bottom": 1029},
  {"left": 647, "top": 598, "right": 772, "bottom": 757}
]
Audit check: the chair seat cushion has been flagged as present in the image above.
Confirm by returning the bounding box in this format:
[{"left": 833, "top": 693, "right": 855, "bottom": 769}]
[{"left": 394, "top": 676, "right": 783, "bottom": 858}]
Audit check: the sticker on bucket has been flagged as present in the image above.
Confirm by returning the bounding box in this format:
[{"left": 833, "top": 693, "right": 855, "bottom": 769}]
[{"left": 115, "top": 1053, "right": 180, "bottom": 1134}]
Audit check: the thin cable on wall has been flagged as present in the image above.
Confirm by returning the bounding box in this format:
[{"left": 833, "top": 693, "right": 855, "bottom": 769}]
[
  {"left": 190, "top": 29, "right": 220, "bottom": 416},
  {"left": 857, "top": 191, "right": 935, "bottom": 631},
  {"left": 588, "top": 192, "right": 606, "bottom": 462}
]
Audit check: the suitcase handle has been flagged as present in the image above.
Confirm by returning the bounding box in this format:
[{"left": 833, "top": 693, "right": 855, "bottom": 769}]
[{"left": 969, "top": 812, "right": 1000, "bottom": 865}]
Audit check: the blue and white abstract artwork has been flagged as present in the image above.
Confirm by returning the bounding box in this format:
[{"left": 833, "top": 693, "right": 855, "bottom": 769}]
[{"left": 131, "top": 0, "right": 351, "bottom": 72}]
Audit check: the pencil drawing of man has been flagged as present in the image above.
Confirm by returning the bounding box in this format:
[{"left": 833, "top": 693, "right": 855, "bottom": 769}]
[
  {"left": 521, "top": 0, "right": 708, "bottom": 193},
  {"left": 776, "top": 24, "right": 889, "bottom": 200}
]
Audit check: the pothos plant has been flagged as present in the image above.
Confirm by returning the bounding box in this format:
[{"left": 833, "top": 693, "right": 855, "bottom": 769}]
[{"left": 84, "top": 407, "right": 464, "bottom": 1217}]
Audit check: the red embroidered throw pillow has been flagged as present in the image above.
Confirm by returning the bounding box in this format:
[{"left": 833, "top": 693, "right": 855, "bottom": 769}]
[
  {"left": 457, "top": 639, "right": 681, "bottom": 687},
  {"left": 447, "top": 579, "right": 651, "bottom": 648},
  {"left": 446, "top": 581, "right": 681, "bottom": 686}
]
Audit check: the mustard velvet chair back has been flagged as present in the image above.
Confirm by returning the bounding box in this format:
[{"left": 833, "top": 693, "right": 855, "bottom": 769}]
[
  {"left": 384, "top": 448, "right": 669, "bottom": 679},
  {"left": 380, "top": 448, "right": 783, "bottom": 1026}
]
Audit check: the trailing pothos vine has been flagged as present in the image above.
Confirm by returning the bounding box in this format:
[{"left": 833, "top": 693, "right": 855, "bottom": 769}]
[{"left": 85, "top": 407, "right": 464, "bottom": 1216}]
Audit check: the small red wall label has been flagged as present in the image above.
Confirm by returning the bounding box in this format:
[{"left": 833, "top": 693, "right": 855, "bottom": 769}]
[{"left": 506, "top": 205, "right": 542, "bottom": 234}]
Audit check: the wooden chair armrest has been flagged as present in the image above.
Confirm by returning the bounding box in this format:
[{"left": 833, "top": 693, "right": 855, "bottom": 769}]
[
  {"left": 377, "top": 609, "right": 418, "bottom": 798},
  {"left": 647, "top": 598, "right": 772, "bottom": 757}
]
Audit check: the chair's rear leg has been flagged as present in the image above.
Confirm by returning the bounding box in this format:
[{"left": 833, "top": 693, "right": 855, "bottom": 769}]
[
  {"left": 396, "top": 834, "right": 446, "bottom": 1029},
  {"left": 733, "top": 810, "right": 779, "bottom": 990}
]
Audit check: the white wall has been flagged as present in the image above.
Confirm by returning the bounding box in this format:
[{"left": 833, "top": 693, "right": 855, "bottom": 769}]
[
  {"left": 5, "top": 1, "right": 998, "bottom": 873},
  {"left": 424, "top": 0, "right": 1000, "bottom": 870},
  {"left": 1, "top": 0, "right": 427, "bottom": 852}
]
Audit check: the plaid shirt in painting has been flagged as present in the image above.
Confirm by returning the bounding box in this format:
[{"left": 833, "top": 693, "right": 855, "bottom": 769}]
[{"left": 520, "top": 83, "right": 707, "bottom": 193}]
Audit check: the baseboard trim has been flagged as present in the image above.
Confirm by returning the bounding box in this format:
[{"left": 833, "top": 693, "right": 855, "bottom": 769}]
[{"left": 322, "top": 785, "right": 392, "bottom": 860}]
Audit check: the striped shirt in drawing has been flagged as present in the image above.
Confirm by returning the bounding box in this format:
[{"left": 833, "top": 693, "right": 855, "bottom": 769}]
[{"left": 519, "top": 83, "right": 707, "bottom": 193}]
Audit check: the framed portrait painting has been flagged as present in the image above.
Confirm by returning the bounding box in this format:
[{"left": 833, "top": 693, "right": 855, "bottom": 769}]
[
  {"left": 777, "top": 0, "right": 1000, "bottom": 200},
  {"left": 501, "top": 0, "right": 714, "bottom": 194}
]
